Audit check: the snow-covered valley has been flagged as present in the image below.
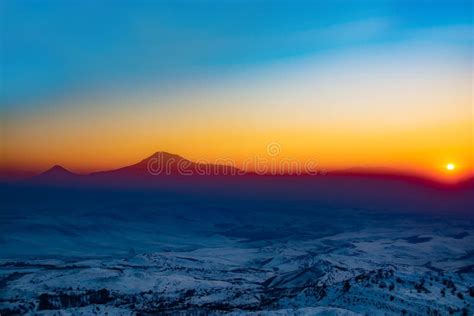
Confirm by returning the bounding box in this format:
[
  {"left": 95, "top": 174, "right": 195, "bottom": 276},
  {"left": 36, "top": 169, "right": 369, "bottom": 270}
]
[{"left": 1, "top": 185, "right": 473, "bottom": 315}]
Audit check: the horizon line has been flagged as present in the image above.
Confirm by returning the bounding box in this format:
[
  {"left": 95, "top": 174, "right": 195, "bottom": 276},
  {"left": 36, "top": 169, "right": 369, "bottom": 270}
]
[{"left": 1, "top": 150, "right": 472, "bottom": 187}]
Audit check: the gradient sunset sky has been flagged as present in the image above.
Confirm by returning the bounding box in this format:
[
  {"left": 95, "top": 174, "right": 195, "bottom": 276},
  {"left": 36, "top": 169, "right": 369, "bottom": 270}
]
[{"left": 1, "top": 0, "right": 473, "bottom": 180}]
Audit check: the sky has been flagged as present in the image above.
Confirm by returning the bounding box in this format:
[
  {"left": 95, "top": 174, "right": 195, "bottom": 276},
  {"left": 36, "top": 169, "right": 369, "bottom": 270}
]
[{"left": 1, "top": 0, "right": 473, "bottom": 181}]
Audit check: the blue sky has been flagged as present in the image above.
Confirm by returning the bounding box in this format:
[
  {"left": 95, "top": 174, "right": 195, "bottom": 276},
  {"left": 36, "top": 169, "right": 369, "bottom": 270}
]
[
  {"left": 2, "top": 0, "right": 472, "bottom": 111},
  {"left": 1, "top": 0, "right": 473, "bottom": 177}
]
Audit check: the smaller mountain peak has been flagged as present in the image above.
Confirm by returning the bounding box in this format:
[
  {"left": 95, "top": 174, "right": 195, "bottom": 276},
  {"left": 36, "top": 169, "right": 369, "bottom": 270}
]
[
  {"left": 31, "top": 164, "right": 79, "bottom": 183},
  {"left": 42, "top": 165, "right": 74, "bottom": 175},
  {"left": 50, "top": 165, "right": 68, "bottom": 171}
]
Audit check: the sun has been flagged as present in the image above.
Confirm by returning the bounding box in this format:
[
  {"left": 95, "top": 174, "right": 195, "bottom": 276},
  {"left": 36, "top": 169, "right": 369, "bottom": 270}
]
[{"left": 446, "top": 163, "right": 455, "bottom": 171}]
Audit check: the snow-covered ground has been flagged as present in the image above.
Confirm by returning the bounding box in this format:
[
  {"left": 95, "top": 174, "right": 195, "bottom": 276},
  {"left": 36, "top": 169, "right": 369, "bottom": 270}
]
[{"left": 0, "top": 187, "right": 473, "bottom": 315}]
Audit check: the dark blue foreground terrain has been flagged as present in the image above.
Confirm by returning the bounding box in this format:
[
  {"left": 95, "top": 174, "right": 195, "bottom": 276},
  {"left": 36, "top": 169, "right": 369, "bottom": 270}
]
[{"left": 1, "top": 180, "right": 473, "bottom": 315}]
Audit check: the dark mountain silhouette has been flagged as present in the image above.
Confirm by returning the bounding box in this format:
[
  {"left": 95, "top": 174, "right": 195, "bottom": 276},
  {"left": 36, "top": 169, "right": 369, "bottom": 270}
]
[
  {"left": 31, "top": 165, "right": 81, "bottom": 183},
  {"left": 26, "top": 151, "right": 473, "bottom": 188},
  {"left": 11, "top": 151, "right": 473, "bottom": 214},
  {"left": 44, "top": 165, "right": 71, "bottom": 174},
  {"left": 90, "top": 151, "right": 242, "bottom": 179}
]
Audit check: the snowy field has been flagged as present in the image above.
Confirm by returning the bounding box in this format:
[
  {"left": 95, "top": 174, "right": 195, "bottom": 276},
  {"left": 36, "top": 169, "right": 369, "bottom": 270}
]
[{"left": 0, "top": 185, "right": 473, "bottom": 315}]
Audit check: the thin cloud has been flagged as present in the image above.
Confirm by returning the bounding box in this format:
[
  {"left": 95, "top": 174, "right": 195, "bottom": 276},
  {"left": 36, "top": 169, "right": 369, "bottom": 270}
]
[
  {"left": 408, "top": 24, "right": 474, "bottom": 43},
  {"left": 295, "top": 18, "right": 393, "bottom": 43}
]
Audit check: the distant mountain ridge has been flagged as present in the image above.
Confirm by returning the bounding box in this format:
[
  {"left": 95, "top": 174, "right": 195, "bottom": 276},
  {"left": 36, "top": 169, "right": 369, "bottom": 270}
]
[
  {"left": 3, "top": 151, "right": 471, "bottom": 215},
  {"left": 16, "top": 151, "right": 474, "bottom": 192}
]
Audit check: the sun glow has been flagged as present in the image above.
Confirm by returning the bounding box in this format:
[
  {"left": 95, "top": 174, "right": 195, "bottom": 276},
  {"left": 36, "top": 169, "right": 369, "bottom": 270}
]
[{"left": 446, "top": 163, "right": 455, "bottom": 171}]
